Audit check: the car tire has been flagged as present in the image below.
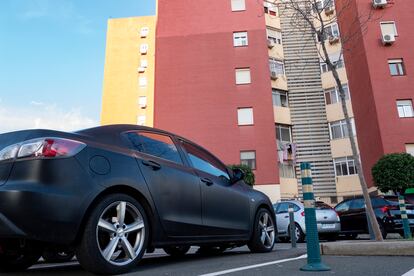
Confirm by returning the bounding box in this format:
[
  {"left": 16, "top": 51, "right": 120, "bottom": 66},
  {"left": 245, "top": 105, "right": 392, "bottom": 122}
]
[
  {"left": 76, "top": 193, "right": 149, "bottom": 275},
  {"left": 163, "top": 245, "right": 191, "bottom": 257},
  {"left": 42, "top": 248, "right": 75, "bottom": 263},
  {"left": 248, "top": 208, "right": 276, "bottom": 253},
  {"left": 289, "top": 223, "right": 305, "bottom": 243},
  {"left": 0, "top": 249, "right": 41, "bottom": 272}
]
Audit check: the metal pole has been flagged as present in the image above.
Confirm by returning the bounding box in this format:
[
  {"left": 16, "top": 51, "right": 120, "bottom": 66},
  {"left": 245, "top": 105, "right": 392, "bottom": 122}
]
[
  {"left": 399, "top": 195, "right": 412, "bottom": 239},
  {"left": 289, "top": 203, "right": 297, "bottom": 248},
  {"left": 300, "top": 162, "right": 330, "bottom": 272}
]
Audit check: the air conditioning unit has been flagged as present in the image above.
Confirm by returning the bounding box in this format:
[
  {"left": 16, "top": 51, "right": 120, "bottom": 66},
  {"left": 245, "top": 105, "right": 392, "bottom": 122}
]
[
  {"left": 372, "top": 0, "right": 387, "bottom": 8},
  {"left": 324, "top": 6, "right": 334, "bottom": 15},
  {"left": 329, "top": 35, "right": 340, "bottom": 44},
  {"left": 270, "top": 71, "right": 278, "bottom": 80},
  {"left": 267, "top": 39, "right": 275, "bottom": 48},
  {"left": 137, "top": 67, "right": 145, "bottom": 73},
  {"left": 382, "top": 34, "right": 395, "bottom": 45}
]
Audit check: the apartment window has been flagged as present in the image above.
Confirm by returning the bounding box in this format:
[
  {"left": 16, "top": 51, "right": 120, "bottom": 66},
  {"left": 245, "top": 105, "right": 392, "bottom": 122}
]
[
  {"left": 263, "top": 1, "right": 278, "bottom": 16},
  {"left": 139, "top": 77, "right": 147, "bottom": 87},
  {"left": 138, "top": 96, "right": 147, "bottom": 108},
  {"left": 329, "top": 119, "right": 355, "bottom": 140},
  {"left": 388, "top": 59, "right": 405, "bottom": 76},
  {"left": 231, "top": 0, "right": 245, "bottom": 11},
  {"left": 380, "top": 21, "right": 397, "bottom": 37},
  {"left": 140, "top": 27, "right": 149, "bottom": 37},
  {"left": 272, "top": 89, "right": 288, "bottom": 107},
  {"left": 397, "top": 100, "right": 414, "bottom": 118},
  {"left": 235, "top": 68, "right": 251, "bottom": 84},
  {"left": 279, "top": 163, "right": 295, "bottom": 178},
  {"left": 276, "top": 124, "right": 292, "bottom": 143},
  {"left": 318, "top": 23, "right": 339, "bottom": 42},
  {"left": 321, "top": 57, "right": 344, "bottom": 73},
  {"left": 334, "top": 156, "right": 357, "bottom": 176},
  {"left": 324, "top": 84, "right": 350, "bottom": 104},
  {"left": 140, "top": 44, "right": 148, "bottom": 54},
  {"left": 233, "top": 31, "right": 248, "bottom": 47},
  {"left": 240, "top": 151, "right": 256, "bottom": 170},
  {"left": 140, "top": 60, "right": 148, "bottom": 68},
  {"left": 405, "top": 144, "right": 414, "bottom": 157},
  {"left": 267, "top": 27, "right": 282, "bottom": 44},
  {"left": 237, "top": 108, "right": 254, "bottom": 125},
  {"left": 313, "top": 0, "right": 334, "bottom": 12},
  {"left": 269, "top": 58, "right": 285, "bottom": 75},
  {"left": 137, "top": 115, "right": 146, "bottom": 126}
]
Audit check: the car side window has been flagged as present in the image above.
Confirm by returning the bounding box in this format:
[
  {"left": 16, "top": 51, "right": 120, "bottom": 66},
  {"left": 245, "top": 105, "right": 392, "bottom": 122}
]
[
  {"left": 372, "top": 197, "right": 388, "bottom": 207},
  {"left": 277, "top": 203, "right": 289, "bottom": 214},
  {"left": 350, "top": 198, "right": 365, "bottom": 210},
  {"left": 293, "top": 204, "right": 300, "bottom": 212},
  {"left": 126, "top": 132, "right": 183, "bottom": 165},
  {"left": 335, "top": 201, "right": 351, "bottom": 212},
  {"left": 180, "top": 141, "right": 230, "bottom": 181}
]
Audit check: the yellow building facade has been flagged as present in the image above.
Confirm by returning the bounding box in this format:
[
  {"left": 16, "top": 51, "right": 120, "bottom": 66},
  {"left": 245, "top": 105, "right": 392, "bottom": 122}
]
[{"left": 101, "top": 16, "right": 156, "bottom": 127}]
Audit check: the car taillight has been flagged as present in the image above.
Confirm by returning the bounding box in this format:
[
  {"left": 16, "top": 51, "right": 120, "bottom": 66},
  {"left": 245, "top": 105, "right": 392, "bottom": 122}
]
[
  {"left": 0, "top": 138, "right": 85, "bottom": 162},
  {"left": 381, "top": 206, "right": 389, "bottom": 214},
  {"left": 301, "top": 211, "right": 305, "bottom": 217}
]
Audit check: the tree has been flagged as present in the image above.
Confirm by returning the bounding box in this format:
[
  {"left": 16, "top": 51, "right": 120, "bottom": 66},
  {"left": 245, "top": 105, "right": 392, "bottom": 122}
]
[
  {"left": 228, "top": 164, "right": 255, "bottom": 186},
  {"left": 372, "top": 153, "right": 414, "bottom": 194},
  {"left": 270, "top": 0, "right": 384, "bottom": 241}
]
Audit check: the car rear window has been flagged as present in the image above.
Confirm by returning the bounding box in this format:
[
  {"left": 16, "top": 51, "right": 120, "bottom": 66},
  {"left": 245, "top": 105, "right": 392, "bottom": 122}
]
[{"left": 315, "top": 202, "right": 332, "bottom": 210}]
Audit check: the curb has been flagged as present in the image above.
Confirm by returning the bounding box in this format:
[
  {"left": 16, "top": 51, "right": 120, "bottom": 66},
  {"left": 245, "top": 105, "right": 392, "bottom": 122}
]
[{"left": 320, "top": 240, "right": 414, "bottom": 256}]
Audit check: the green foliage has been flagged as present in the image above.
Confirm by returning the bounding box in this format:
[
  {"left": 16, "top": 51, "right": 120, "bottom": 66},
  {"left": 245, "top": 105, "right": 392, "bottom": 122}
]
[
  {"left": 372, "top": 153, "right": 414, "bottom": 194},
  {"left": 228, "top": 164, "right": 255, "bottom": 187}
]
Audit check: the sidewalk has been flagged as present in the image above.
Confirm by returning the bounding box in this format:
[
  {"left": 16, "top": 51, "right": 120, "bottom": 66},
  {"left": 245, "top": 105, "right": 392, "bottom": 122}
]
[{"left": 320, "top": 240, "right": 414, "bottom": 256}]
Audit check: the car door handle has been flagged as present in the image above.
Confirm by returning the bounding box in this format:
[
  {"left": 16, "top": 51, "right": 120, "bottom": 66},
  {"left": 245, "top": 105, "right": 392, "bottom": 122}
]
[
  {"left": 200, "top": 177, "right": 213, "bottom": 186},
  {"left": 142, "top": 160, "right": 161, "bottom": 170},
  {"left": 284, "top": 215, "right": 289, "bottom": 218}
]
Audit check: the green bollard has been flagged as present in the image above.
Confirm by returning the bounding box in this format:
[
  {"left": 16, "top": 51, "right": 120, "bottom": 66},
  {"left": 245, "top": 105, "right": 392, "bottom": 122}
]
[
  {"left": 399, "top": 195, "right": 412, "bottom": 239},
  {"left": 300, "top": 162, "right": 330, "bottom": 272}
]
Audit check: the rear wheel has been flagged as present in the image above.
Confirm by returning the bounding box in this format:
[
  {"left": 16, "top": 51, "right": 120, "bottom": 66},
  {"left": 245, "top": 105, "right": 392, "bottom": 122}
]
[
  {"left": 76, "top": 194, "right": 149, "bottom": 275},
  {"left": 248, "top": 208, "right": 275, "bottom": 253},
  {"left": 163, "top": 245, "right": 190, "bottom": 257},
  {"left": 289, "top": 223, "right": 305, "bottom": 243}
]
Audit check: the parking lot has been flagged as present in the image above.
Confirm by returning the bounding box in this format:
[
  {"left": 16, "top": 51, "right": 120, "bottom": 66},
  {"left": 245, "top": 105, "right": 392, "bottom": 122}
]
[{"left": 15, "top": 239, "right": 414, "bottom": 276}]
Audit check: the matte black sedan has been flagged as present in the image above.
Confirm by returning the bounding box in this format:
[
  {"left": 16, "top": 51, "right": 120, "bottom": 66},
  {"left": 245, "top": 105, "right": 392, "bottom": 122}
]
[
  {"left": 335, "top": 196, "right": 414, "bottom": 239},
  {"left": 0, "top": 125, "right": 276, "bottom": 274}
]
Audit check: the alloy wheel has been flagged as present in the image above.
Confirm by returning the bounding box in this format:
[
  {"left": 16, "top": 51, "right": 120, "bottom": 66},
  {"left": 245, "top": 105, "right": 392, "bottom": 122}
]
[
  {"left": 258, "top": 212, "right": 275, "bottom": 248},
  {"left": 96, "top": 201, "right": 146, "bottom": 266}
]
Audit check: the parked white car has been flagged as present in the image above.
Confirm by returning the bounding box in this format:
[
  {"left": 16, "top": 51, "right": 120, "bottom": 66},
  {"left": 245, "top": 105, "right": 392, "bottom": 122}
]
[{"left": 273, "top": 200, "right": 341, "bottom": 242}]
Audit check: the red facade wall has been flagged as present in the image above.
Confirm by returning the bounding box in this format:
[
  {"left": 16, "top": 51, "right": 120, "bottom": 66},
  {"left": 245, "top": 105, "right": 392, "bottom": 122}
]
[
  {"left": 337, "top": 0, "right": 414, "bottom": 186},
  {"left": 154, "top": 0, "right": 279, "bottom": 185}
]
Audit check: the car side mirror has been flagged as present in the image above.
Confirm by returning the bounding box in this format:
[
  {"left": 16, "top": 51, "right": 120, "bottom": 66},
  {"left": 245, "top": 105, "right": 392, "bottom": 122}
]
[{"left": 231, "top": 168, "right": 245, "bottom": 184}]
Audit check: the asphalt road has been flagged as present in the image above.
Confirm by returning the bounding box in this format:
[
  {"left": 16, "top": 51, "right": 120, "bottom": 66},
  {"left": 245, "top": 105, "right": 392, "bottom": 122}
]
[{"left": 9, "top": 242, "right": 414, "bottom": 276}]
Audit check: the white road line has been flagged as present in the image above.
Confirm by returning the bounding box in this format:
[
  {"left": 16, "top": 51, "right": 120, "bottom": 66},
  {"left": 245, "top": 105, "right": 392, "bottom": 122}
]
[
  {"left": 199, "top": 254, "right": 307, "bottom": 276},
  {"left": 402, "top": 268, "right": 414, "bottom": 276}
]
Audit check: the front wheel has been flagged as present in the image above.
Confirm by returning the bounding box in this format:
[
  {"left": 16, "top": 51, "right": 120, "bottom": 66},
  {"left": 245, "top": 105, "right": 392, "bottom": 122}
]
[
  {"left": 76, "top": 194, "right": 149, "bottom": 275},
  {"left": 248, "top": 208, "right": 276, "bottom": 253}
]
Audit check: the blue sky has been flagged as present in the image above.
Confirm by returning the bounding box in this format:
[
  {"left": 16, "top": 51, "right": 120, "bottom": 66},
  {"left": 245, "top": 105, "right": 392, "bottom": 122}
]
[{"left": 0, "top": 0, "right": 155, "bottom": 133}]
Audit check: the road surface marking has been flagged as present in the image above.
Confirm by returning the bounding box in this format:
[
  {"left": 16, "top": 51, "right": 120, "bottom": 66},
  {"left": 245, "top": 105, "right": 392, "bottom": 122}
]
[
  {"left": 199, "top": 254, "right": 307, "bottom": 276},
  {"left": 402, "top": 268, "right": 414, "bottom": 276}
]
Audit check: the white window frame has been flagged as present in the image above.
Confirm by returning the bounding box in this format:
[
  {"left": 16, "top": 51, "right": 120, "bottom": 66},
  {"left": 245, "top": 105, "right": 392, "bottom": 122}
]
[
  {"left": 138, "top": 96, "right": 147, "bottom": 108},
  {"left": 321, "top": 56, "right": 344, "bottom": 73},
  {"left": 388, "top": 59, "right": 405, "bottom": 76},
  {"left": 329, "top": 119, "right": 356, "bottom": 140},
  {"left": 269, "top": 58, "right": 285, "bottom": 76},
  {"left": 137, "top": 115, "right": 146, "bottom": 126},
  {"left": 240, "top": 151, "right": 256, "bottom": 170},
  {"left": 233, "top": 31, "right": 248, "bottom": 47},
  {"left": 380, "top": 21, "right": 398, "bottom": 37},
  {"left": 139, "top": 77, "right": 147, "bottom": 87},
  {"left": 263, "top": 1, "right": 278, "bottom": 16},
  {"left": 231, "top": 0, "right": 246, "bottom": 11},
  {"left": 279, "top": 162, "right": 296, "bottom": 178},
  {"left": 140, "top": 27, "right": 149, "bottom": 37},
  {"left": 237, "top": 108, "right": 254, "bottom": 125},
  {"left": 276, "top": 124, "right": 292, "bottom": 144},
  {"left": 140, "top": 59, "right": 148, "bottom": 68},
  {"left": 140, "top": 44, "right": 148, "bottom": 54},
  {"left": 267, "top": 27, "right": 282, "bottom": 44},
  {"left": 324, "top": 84, "right": 350, "bottom": 105},
  {"left": 235, "top": 68, "right": 251, "bottom": 85},
  {"left": 397, "top": 100, "right": 414, "bottom": 118},
  {"left": 272, "top": 89, "right": 289, "bottom": 107},
  {"left": 334, "top": 156, "right": 357, "bottom": 176}
]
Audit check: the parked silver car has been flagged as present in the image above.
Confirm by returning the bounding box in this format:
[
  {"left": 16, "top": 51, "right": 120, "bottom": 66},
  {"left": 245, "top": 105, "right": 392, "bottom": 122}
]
[{"left": 273, "top": 200, "right": 341, "bottom": 242}]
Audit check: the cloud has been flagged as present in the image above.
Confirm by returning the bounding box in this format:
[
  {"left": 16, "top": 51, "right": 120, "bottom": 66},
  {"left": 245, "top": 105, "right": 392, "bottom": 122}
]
[{"left": 0, "top": 102, "right": 98, "bottom": 134}]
